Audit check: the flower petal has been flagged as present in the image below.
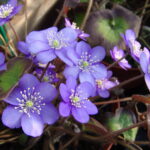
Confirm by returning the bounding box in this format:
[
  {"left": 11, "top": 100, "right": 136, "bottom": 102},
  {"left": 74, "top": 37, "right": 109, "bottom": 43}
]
[
  {"left": 35, "top": 82, "right": 58, "bottom": 102},
  {"left": 140, "top": 52, "right": 148, "bottom": 73},
  {"left": 66, "top": 47, "right": 79, "bottom": 64},
  {"left": 72, "top": 107, "right": 89, "bottom": 123},
  {"left": 28, "top": 41, "right": 50, "bottom": 54},
  {"left": 21, "top": 114, "right": 44, "bottom": 137},
  {"left": 77, "top": 82, "right": 94, "bottom": 98},
  {"left": 4, "top": 87, "right": 23, "bottom": 105},
  {"left": 17, "top": 41, "right": 29, "bottom": 55},
  {"left": 2, "top": 106, "right": 23, "bottom": 128},
  {"left": 59, "top": 84, "right": 70, "bottom": 102},
  {"left": 59, "top": 27, "right": 77, "bottom": 42},
  {"left": 26, "top": 27, "right": 57, "bottom": 43},
  {"left": 79, "top": 71, "right": 95, "bottom": 86},
  {"left": 125, "top": 29, "right": 136, "bottom": 42},
  {"left": 98, "top": 89, "right": 110, "bottom": 98},
  {"left": 0, "top": 64, "right": 6, "bottom": 71},
  {"left": 8, "top": 0, "right": 17, "bottom": 6},
  {"left": 104, "top": 81, "right": 116, "bottom": 89},
  {"left": 91, "top": 64, "right": 107, "bottom": 79},
  {"left": 11, "top": 4, "right": 22, "bottom": 16},
  {"left": 63, "top": 66, "right": 80, "bottom": 79},
  {"left": 59, "top": 102, "right": 71, "bottom": 117},
  {"left": 90, "top": 46, "right": 106, "bottom": 62},
  {"left": 19, "top": 74, "right": 39, "bottom": 89},
  {"left": 76, "top": 41, "right": 91, "bottom": 56},
  {"left": 82, "top": 100, "right": 98, "bottom": 115},
  {"left": 66, "top": 76, "right": 77, "bottom": 90},
  {"left": 40, "top": 103, "right": 59, "bottom": 124},
  {"left": 145, "top": 74, "right": 150, "bottom": 90},
  {"left": 36, "top": 50, "right": 56, "bottom": 64},
  {"left": 55, "top": 48, "right": 73, "bottom": 66}
]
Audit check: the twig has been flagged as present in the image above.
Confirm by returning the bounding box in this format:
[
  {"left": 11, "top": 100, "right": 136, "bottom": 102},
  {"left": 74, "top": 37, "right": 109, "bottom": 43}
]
[
  {"left": 94, "top": 97, "right": 132, "bottom": 105},
  {"left": 110, "top": 74, "right": 144, "bottom": 90},
  {"left": 51, "top": 120, "right": 146, "bottom": 143},
  {"left": 61, "top": 135, "right": 78, "bottom": 150},
  {"left": 140, "top": 0, "right": 149, "bottom": 18},
  {"left": 80, "top": 0, "right": 93, "bottom": 30},
  {"left": 117, "top": 140, "right": 139, "bottom": 150},
  {"left": 53, "top": 0, "right": 67, "bottom": 26}
]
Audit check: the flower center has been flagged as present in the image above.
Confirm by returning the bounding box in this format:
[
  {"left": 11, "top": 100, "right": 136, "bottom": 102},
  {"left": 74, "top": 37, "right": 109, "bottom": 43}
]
[
  {"left": 115, "top": 51, "right": 122, "bottom": 60},
  {"left": 72, "top": 96, "right": 80, "bottom": 103},
  {"left": 0, "top": 4, "right": 13, "bottom": 18},
  {"left": 26, "top": 100, "right": 34, "bottom": 107},
  {"left": 47, "top": 30, "right": 68, "bottom": 50},
  {"left": 52, "top": 40, "right": 60, "bottom": 48},
  {"left": 82, "top": 61, "right": 89, "bottom": 67},
  {"left": 96, "top": 79, "right": 105, "bottom": 90},
  {"left": 69, "top": 89, "right": 82, "bottom": 108},
  {"left": 15, "top": 87, "right": 45, "bottom": 117}
]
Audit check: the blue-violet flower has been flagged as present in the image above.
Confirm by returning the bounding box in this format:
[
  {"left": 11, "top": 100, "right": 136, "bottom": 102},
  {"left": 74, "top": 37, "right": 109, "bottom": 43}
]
[
  {"left": 35, "top": 67, "right": 59, "bottom": 84},
  {"left": 0, "top": 0, "right": 22, "bottom": 26},
  {"left": 2, "top": 74, "right": 59, "bottom": 137},
  {"left": 63, "top": 41, "right": 107, "bottom": 86},
  {"left": 110, "top": 46, "right": 131, "bottom": 70},
  {"left": 65, "top": 18, "right": 89, "bottom": 41},
  {"left": 95, "top": 71, "right": 119, "bottom": 98},
  {"left": 24, "top": 27, "right": 78, "bottom": 64},
  {"left": 122, "top": 29, "right": 142, "bottom": 62},
  {"left": 59, "top": 76, "right": 98, "bottom": 123}
]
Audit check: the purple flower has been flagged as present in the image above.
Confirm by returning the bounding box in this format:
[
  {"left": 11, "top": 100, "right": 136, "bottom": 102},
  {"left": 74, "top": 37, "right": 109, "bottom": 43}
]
[
  {"left": 17, "top": 41, "right": 38, "bottom": 64},
  {"left": 59, "top": 76, "right": 98, "bottom": 123},
  {"left": 110, "top": 46, "right": 131, "bottom": 70},
  {"left": 25, "top": 27, "right": 77, "bottom": 64},
  {"left": 65, "top": 18, "right": 89, "bottom": 41},
  {"left": 0, "top": 0, "right": 22, "bottom": 26},
  {"left": 2, "top": 74, "right": 59, "bottom": 137},
  {"left": 0, "top": 52, "right": 6, "bottom": 71},
  {"left": 121, "top": 29, "right": 142, "bottom": 62},
  {"left": 35, "top": 68, "right": 59, "bottom": 84},
  {"left": 63, "top": 41, "right": 107, "bottom": 86},
  {"left": 140, "top": 47, "right": 150, "bottom": 90},
  {"left": 95, "top": 71, "right": 119, "bottom": 98}
]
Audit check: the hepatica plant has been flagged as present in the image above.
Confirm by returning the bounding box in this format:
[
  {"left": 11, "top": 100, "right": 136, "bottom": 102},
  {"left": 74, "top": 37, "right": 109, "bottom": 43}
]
[{"left": 0, "top": 0, "right": 149, "bottom": 147}]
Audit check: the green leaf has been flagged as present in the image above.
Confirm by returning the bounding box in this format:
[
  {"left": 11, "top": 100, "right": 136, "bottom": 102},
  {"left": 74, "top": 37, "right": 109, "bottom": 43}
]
[
  {"left": 106, "top": 109, "right": 138, "bottom": 141},
  {"left": 97, "top": 17, "right": 129, "bottom": 44},
  {"left": 80, "top": 0, "right": 89, "bottom": 2},
  {"left": 0, "top": 57, "right": 32, "bottom": 99}
]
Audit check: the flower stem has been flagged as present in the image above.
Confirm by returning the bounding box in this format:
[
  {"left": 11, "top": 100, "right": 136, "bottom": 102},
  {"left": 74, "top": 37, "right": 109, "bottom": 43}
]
[
  {"left": 107, "top": 53, "right": 128, "bottom": 69},
  {"left": 110, "top": 74, "right": 144, "bottom": 90},
  {"left": 39, "top": 62, "right": 51, "bottom": 81},
  {"left": 80, "top": 0, "right": 93, "bottom": 30},
  {"left": 94, "top": 97, "right": 132, "bottom": 105},
  {"left": 8, "top": 22, "right": 20, "bottom": 42},
  {"left": 53, "top": 0, "right": 67, "bottom": 26}
]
